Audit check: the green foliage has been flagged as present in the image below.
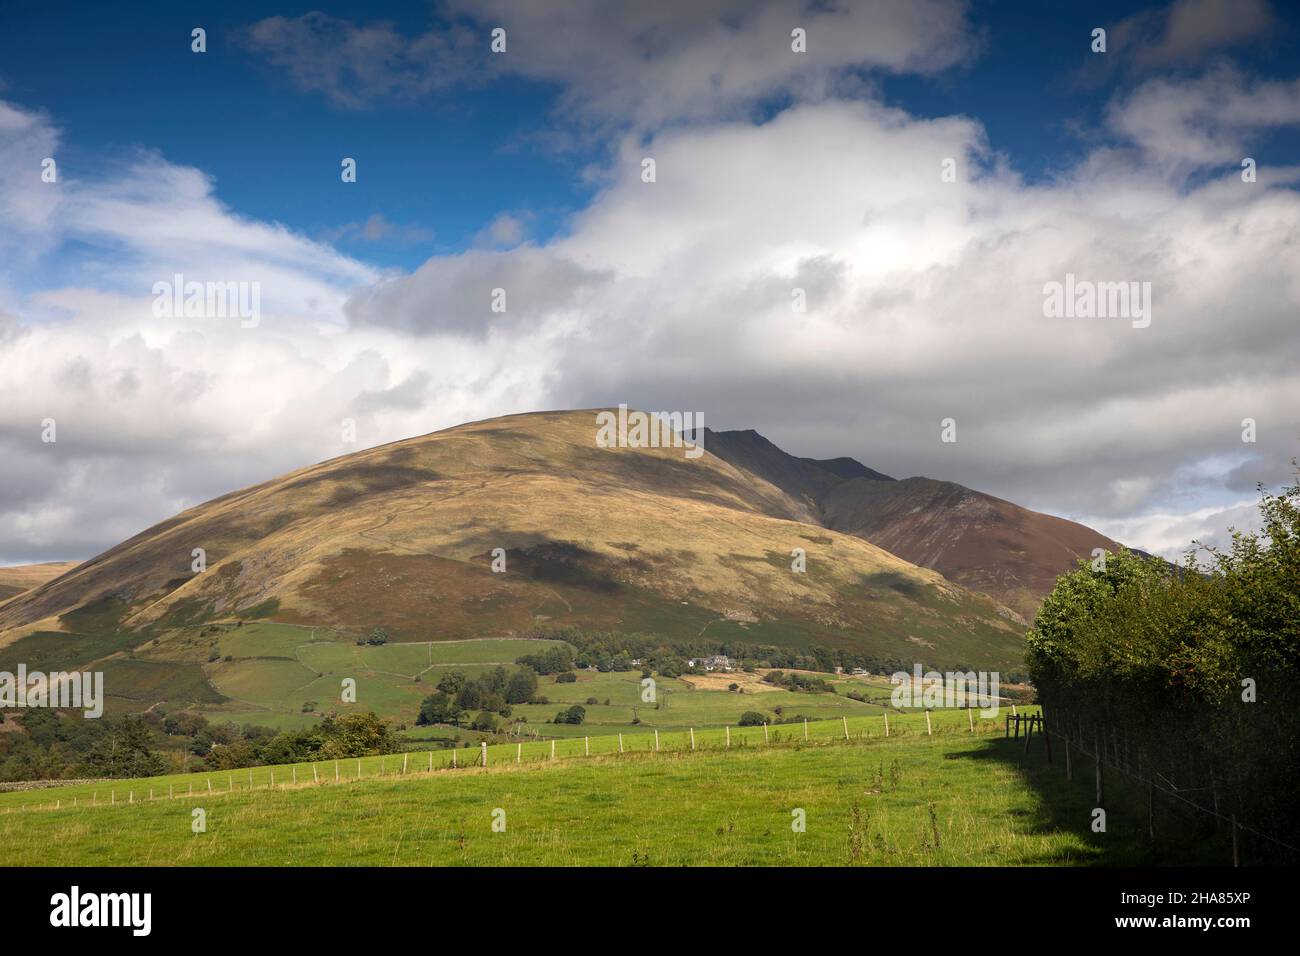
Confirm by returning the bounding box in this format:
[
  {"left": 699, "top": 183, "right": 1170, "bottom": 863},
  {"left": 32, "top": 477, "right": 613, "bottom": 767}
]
[
  {"left": 514, "top": 645, "right": 574, "bottom": 675},
  {"left": 1027, "top": 471, "right": 1300, "bottom": 860},
  {"left": 553, "top": 704, "right": 586, "bottom": 725},
  {"left": 416, "top": 692, "right": 463, "bottom": 727},
  {"left": 82, "top": 716, "right": 168, "bottom": 779}
]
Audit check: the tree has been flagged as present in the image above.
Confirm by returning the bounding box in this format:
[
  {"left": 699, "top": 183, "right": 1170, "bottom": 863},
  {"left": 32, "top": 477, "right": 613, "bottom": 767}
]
[
  {"left": 81, "top": 716, "right": 167, "bottom": 779},
  {"left": 505, "top": 667, "right": 538, "bottom": 704},
  {"left": 417, "top": 692, "right": 463, "bottom": 727},
  {"left": 553, "top": 705, "right": 586, "bottom": 725},
  {"left": 436, "top": 671, "right": 466, "bottom": 695},
  {"left": 739, "top": 711, "right": 767, "bottom": 726},
  {"left": 1027, "top": 469, "right": 1300, "bottom": 861}
]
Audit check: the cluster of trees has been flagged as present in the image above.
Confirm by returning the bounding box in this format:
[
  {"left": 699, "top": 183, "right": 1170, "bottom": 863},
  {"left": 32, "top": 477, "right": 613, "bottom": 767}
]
[
  {"left": 416, "top": 666, "right": 540, "bottom": 731},
  {"left": 514, "top": 645, "right": 575, "bottom": 675},
  {"left": 1027, "top": 474, "right": 1300, "bottom": 862},
  {"left": 761, "top": 670, "right": 837, "bottom": 693},
  {"left": 513, "top": 625, "right": 994, "bottom": 680},
  {"left": 200, "top": 712, "right": 401, "bottom": 769},
  {"left": 0, "top": 705, "right": 404, "bottom": 781},
  {"left": 1, "top": 710, "right": 173, "bottom": 781},
  {"left": 553, "top": 705, "right": 586, "bottom": 725}
]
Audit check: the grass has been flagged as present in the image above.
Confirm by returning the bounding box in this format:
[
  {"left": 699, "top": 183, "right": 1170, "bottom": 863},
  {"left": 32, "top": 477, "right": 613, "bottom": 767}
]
[
  {"left": 509, "top": 670, "right": 896, "bottom": 732},
  {"left": 0, "top": 703, "right": 1227, "bottom": 866},
  {"left": 0, "top": 709, "right": 1010, "bottom": 812}
]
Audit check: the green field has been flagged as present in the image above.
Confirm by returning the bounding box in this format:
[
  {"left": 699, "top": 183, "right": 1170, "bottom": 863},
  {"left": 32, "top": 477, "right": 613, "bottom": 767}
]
[
  {"left": 0, "top": 706, "right": 1226, "bottom": 866},
  {"left": 151, "top": 625, "right": 577, "bottom": 728}
]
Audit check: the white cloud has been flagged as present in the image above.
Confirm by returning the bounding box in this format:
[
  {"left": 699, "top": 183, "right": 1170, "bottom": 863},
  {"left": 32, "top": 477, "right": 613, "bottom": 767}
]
[
  {"left": 1108, "top": 66, "right": 1300, "bottom": 174},
  {"left": 243, "top": 1, "right": 980, "bottom": 129},
  {"left": 5, "top": 45, "right": 1300, "bottom": 566}
]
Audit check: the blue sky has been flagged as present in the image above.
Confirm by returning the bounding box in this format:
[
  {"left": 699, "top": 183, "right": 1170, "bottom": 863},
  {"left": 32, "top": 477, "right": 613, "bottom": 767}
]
[
  {"left": 3, "top": 0, "right": 1300, "bottom": 564},
  {"left": 3, "top": 0, "right": 1295, "bottom": 273}
]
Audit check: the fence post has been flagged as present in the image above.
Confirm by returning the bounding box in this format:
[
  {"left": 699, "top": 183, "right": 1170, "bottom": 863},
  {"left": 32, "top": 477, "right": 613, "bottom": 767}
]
[
  {"left": 842, "top": 716, "right": 849, "bottom": 740},
  {"left": 884, "top": 712, "right": 890, "bottom": 737},
  {"left": 551, "top": 739, "right": 556, "bottom": 759},
  {"left": 925, "top": 710, "right": 932, "bottom": 736},
  {"left": 690, "top": 728, "right": 696, "bottom": 751},
  {"left": 725, "top": 726, "right": 730, "bottom": 748},
  {"left": 584, "top": 736, "right": 590, "bottom": 756},
  {"left": 291, "top": 767, "right": 296, "bottom": 785},
  {"left": 403, "top": 753, "right": 408, "bottom": 773},
  {"left": 517, "top": 743, "right": 522, "bottom": 764},
  {"left": 803, "top": 718, "right": 808, "bottom": 741},
  {"left": 481, "top": 742, "right": 487, "bottom": 767},
  {"left": 313, "top": 765, "right": 319, "bottom": 783},
  {"left": 1148, "top": 781, "right": 1155, "bottom": 843},
  {"left": 968, "top": 708, "right": 974, "bottom": 732},
  {"left": 1094, "top": 729, "right": 1104, "bottom": 808},
  {"left": 208, "top": 777, "right": 213, "bottom": 793},
  {"left": 452, "top": 749, "right": 457, "bottom": 769},
  {"left": 654, "top": 729, "right": 659, "bottom": 752},
  {"left": 763, "top": 722, "right": 769, "bottom": 744},
  {"left": 618, "top": 734, "right": 624, "bottom": 753}
]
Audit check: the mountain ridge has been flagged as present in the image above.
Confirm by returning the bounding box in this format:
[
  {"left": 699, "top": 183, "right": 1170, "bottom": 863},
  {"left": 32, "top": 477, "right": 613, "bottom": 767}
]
[
  {"left": 0, "top": 409, "right": 1028, "bottom": 671},
  {"left": 0, "top": 409, "right": 1123, "bottom": 662}
]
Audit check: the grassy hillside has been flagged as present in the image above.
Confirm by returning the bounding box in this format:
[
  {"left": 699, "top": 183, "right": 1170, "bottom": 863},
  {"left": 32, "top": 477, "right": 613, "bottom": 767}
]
[
  {"left": 0, "top": 561, "right": 80, "bottom": 603},
  {"left": 0, "top": 411, "right": 1024, "bottom": 678},
  {"left": 0, "top": 709, "right": 1227, "bottom": 866}
]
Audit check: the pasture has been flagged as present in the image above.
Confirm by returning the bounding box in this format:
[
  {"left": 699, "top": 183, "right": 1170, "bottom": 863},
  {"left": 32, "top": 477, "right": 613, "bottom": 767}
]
[{"left": 0, "top": 705, "right": 1222, "bottom": 867}]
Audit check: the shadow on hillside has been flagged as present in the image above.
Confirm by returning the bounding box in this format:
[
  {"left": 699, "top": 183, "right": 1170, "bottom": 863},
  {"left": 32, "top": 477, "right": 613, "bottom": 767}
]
[{"left": 949, "top": 733, "right": 1232, "bottom": 866}]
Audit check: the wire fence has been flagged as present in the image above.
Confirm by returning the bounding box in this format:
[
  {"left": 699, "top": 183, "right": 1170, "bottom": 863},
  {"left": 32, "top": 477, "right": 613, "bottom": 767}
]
[
  {"left": 1030, "top": 705, "right": 1299, "bottom": 865},
  {"left": 0, "top": 706, "right": 1022, "bottom": 814}
]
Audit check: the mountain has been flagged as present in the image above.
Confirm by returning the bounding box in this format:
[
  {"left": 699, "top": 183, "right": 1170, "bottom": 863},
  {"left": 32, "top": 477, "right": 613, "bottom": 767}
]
[
  {"left": 0, "top": 561, "right": 81, "bottom": 603},
  {"left": 706, "top": 429, "right": 1122, "bottom": 622},
  {"left": 0, "top": 410, "right": 1026, "bottom": 669}
]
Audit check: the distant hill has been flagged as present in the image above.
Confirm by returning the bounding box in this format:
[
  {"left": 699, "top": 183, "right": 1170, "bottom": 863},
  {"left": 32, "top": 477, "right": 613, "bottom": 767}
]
[
  {"left": 0, "top": 410, "right": 1025, "bottom": 669},
  {"left": 0, "top": 561, "right": 81, "bottom": 603}
]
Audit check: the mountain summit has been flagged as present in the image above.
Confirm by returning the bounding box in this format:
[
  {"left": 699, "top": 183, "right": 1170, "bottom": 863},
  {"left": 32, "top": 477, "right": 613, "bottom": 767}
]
[{"left": 707, "top": 427, "right": 1121, "bottom": 621}]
